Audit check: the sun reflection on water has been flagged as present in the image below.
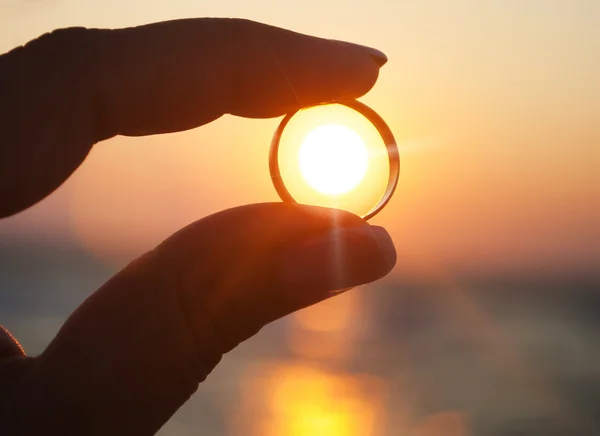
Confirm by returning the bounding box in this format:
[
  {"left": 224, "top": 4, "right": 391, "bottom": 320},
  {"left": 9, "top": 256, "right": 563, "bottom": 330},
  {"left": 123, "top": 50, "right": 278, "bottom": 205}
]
[
  {"left": 232, "top": 362, "right": 386, "bottom": 436},
  {"left": 230, "top": 290, "right": 389, "bottom": 436}
]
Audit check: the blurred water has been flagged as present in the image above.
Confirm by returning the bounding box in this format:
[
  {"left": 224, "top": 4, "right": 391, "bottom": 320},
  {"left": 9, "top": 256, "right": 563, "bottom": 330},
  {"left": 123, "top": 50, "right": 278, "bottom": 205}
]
[{"left": 1, "top": 242, "right": 598, "bottom": 435}]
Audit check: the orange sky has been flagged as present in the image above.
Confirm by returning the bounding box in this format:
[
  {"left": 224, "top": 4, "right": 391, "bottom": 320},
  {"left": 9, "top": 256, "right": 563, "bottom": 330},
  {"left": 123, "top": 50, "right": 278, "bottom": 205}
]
[{"left": 1, "top": 1, "right": 598, "bottom": 278}]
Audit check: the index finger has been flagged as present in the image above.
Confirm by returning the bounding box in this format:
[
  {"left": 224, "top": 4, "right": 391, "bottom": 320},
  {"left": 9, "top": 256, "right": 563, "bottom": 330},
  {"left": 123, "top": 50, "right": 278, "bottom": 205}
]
[
  {"left": 0, "top": 18, "right": 387, "bottom": 217},
  {"left": 92, "top": 18, "right": 388, "bottom": 138}
]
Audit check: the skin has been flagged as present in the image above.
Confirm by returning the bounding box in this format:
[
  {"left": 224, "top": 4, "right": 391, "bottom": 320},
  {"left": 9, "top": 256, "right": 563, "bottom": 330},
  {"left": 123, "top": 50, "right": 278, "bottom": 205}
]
[{"left": 0, "top": 18, "right": 396, "bottom": 435}]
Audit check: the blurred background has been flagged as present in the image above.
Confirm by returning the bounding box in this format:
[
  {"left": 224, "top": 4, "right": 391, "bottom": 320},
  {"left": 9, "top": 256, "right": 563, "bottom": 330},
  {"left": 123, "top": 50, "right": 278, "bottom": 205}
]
[{"left": 1, "top": 1, "right": 599, "bottom": 435}]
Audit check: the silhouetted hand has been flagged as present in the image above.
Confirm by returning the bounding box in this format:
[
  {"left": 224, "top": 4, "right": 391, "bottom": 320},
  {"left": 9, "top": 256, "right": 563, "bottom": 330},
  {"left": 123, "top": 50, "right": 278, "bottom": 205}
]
[{"left": 0, "top": 18, "right": 395, "bottom": 435}]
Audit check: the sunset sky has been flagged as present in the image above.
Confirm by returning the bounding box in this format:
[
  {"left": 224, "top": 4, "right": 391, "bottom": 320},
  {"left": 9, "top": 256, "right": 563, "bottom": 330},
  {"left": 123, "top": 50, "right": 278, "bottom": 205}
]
[{"left": 1, "top": 0, "right": 598, "bottom": 279}]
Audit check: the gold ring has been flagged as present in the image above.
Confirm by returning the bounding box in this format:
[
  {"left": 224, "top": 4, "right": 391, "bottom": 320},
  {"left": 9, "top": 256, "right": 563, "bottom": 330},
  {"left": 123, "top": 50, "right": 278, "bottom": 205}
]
[{"left": 269, "top": 98, "right": 400, "bottom": 220}]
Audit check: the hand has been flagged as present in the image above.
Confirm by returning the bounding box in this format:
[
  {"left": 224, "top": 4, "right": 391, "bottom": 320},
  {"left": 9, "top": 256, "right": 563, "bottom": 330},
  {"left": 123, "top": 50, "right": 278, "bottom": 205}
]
[{"left": 0, "top": 19, "right": 395, "bottom": 435}]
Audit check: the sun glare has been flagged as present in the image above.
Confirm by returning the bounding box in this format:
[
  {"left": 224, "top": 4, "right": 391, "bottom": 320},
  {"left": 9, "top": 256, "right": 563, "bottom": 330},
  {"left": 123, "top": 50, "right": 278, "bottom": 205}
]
[{"left": 298, "top": 124, "right": 368, "bottom": 195}]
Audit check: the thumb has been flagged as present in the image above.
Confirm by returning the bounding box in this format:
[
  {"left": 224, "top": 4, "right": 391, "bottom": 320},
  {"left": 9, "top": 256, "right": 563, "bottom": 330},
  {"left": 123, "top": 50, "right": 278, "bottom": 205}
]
[
  {"left": 176, "top": 207, "right": 396, "bottom": 365},
  {"left": 3, "top": 203, "right": 395, "bottom": 436}
]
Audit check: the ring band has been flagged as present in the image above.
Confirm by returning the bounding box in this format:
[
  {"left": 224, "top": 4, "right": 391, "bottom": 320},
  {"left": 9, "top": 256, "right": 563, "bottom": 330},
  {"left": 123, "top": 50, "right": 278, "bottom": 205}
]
[{"left": 269, "top": 98, "right": 400, "bottom": 221}]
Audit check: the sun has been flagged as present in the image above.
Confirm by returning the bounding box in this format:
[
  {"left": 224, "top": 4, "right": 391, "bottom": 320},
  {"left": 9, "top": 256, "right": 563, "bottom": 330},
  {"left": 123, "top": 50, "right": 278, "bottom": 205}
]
[{"left": 298, "top": 124, "right": 369, "bottom": 195}]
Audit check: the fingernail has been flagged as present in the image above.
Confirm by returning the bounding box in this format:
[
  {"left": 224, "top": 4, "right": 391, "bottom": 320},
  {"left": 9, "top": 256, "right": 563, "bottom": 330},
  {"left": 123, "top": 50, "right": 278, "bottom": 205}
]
[
  {"left": 278, "top": 225, "right": 396, "bottom": 295},
  {"left": 367, "top": 225, "right": 397, "bottom": 269},
  {"left": 333, "top": 40, "right": 389, "bottom": 67},
  {"left": 346, "top": 42, "right": 388, "bottom": 66},
  {"left": 366, "top": 47, "right": 388, "bottom": 67}
]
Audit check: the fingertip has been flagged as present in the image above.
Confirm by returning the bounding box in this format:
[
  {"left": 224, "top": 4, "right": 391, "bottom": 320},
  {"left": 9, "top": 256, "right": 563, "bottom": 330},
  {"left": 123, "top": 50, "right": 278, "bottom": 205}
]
[
  {"left": 369, "top": 47, "right": 388, "bottom": 67},
  {"left": 368, "top": 225, "right": 397, "bottom": 271},
  {"left": 277, "top": 222, "right": 394, "bottom": 298},
  {"left": 264, "top": 26, "right": 383, "bottom": 109}
]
